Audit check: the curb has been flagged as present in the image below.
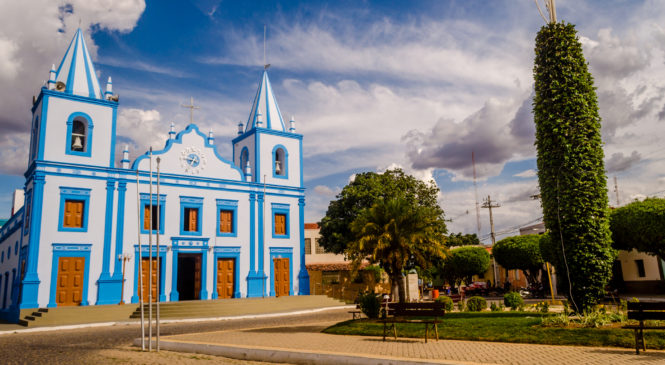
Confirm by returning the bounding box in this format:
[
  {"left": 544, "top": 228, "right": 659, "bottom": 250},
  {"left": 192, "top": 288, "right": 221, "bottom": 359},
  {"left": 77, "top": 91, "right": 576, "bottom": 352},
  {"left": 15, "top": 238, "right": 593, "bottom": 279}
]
[
  {"left": 0, "top": 305, "right": 354, "bottom": 336},
  {"left": 134, "top": 338, "right": 488, "bottom": 365}
]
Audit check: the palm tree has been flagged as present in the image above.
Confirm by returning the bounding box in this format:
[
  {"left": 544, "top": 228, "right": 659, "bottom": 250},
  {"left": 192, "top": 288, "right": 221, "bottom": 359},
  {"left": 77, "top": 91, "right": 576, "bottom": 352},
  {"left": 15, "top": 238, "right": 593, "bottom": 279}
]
[{"left": 346, "top": 197, "right": 447, "bottom": 303}]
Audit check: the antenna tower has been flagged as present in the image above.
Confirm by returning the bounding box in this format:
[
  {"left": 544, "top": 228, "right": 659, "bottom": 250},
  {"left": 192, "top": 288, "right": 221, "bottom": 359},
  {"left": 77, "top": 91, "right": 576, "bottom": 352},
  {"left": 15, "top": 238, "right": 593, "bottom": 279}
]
[{"left": 472, "top": 151, "right": 481, "bottom": 235}]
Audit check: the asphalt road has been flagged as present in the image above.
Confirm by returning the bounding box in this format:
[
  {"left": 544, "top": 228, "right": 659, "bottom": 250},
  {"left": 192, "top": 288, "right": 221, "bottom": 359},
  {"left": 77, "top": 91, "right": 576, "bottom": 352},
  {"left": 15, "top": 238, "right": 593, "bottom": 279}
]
[{"left": 0, "top": 308, "right": 350, "bottom": 365}]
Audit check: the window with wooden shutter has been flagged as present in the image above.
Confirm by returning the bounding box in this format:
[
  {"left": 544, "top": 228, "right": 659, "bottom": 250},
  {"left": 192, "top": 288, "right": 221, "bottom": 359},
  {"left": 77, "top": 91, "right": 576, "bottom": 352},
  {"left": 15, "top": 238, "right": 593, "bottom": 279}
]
[
  {"left": 63, "top": 200, "right": 84, "bottom": 228},
  {"left": 144, "top": 204, "right": 160, "bottom": 231},
  {"left": 220, "top": 210, "right": 233, "bottom": 233},
  {"left": 305, "top": 238, "right": 311, "bottom": 254},
  {"left": 274, "top": 213, "right": 286, "bottom": 235},
  {"left": 183, "top": 207, "right": 199, "bottom": 232}
]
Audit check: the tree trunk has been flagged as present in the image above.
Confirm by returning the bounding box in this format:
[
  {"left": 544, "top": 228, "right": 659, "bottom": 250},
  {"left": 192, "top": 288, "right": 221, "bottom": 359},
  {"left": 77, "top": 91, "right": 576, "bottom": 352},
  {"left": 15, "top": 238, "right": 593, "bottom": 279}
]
[{"left": 396, "top": 274, "right": 407, "bottom": 303}]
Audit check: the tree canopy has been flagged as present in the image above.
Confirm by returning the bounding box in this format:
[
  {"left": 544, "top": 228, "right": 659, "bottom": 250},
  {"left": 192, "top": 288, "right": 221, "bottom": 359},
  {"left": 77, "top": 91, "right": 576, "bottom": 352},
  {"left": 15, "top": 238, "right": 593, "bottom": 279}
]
[
  {"left": 493, "top": 235, "right": 544, "bottom": 286},
  {"left": 533, "top": 21, "right": 614, "bottom": 312},
  {"left": 447, "top": 233, "right": 481, "bottom": 247},
  {"left": 441, "top": 246, "right": 490, "bottom": 287},
  {"left": 319, "top": 168, "right": 446, "bottom": 254},
  {"left": 346, "top": 197, "right": 447, "bottom": 302},
  {"left": 610, "top": 198, "right": 665, "bottom": 259}
]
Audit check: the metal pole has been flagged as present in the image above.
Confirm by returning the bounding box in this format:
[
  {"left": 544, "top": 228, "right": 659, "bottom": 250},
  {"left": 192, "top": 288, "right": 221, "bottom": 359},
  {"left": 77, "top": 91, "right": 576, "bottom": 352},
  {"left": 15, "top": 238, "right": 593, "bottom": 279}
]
[
  {"left": 156, "top": 157, "right": 161, "bottom": 351},
  {"left": 148, "top": 147, "right": 153, "bottom": 351},
  {"left": 262, "top": 174, "right": 266, "bottom": 298},
  {"left": 546, "top": 262, "right": 555, "bottom": 303},
  {"left": 135, "top": 170, "right": 145, "bottom": 351}
]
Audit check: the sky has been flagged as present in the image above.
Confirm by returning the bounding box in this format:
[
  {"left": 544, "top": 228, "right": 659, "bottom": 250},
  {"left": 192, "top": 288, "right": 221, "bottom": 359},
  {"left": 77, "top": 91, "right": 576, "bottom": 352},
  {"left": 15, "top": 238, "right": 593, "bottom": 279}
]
[{"left": 1, "top": 0, "right": 665, "bottom": 244}]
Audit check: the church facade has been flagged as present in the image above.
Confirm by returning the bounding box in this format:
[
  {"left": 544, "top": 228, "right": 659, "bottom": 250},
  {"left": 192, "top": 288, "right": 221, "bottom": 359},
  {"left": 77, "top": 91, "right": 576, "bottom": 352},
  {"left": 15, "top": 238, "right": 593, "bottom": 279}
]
[{"left": 0, "top": 29, "right": 309, "bottom": 322}]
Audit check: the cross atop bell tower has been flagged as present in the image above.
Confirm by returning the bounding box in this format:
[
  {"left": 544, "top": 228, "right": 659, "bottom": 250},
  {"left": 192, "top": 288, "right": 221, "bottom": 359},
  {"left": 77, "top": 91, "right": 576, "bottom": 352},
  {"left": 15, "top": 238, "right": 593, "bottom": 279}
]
[{"left": 181, "top": 97, "right": 199, "bottom": 124}]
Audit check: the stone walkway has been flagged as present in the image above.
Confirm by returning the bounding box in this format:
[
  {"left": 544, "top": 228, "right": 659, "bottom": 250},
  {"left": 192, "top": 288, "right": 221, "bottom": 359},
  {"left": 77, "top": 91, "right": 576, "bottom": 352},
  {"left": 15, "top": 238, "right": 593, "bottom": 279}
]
[{"left": 158, "top": 321, "right": 665, "bottom": 365}]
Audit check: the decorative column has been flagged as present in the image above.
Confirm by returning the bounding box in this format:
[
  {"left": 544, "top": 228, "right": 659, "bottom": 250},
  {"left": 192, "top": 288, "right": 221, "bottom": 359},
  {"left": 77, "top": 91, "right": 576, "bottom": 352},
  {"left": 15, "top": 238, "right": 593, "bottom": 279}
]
[
  {"left": 20, "top": 172, "right": 45, "bottom": 309},
  {"left": 246, "top": 192, "right": 263, "bottom": 297},
  {"left": 297, "top": 197, "right": 310, "bottom": 295},
  {"left": 96, "top": 179, "right": 117, "bottom": 304},
  {"left": 257, "top": 192, "right": 266, "bottom": 296},
  {"left": 170, "top": 245, "right": 179, "bottom": 301},
  {"left": 110, "top": 180, "right": 127, "bottom": 302}
]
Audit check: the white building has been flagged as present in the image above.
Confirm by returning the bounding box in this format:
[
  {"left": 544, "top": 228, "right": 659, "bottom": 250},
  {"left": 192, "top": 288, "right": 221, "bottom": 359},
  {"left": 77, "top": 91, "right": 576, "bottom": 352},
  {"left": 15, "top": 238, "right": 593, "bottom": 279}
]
[{"left": 0, "top": 29, "right": 309, "bottom": 322}]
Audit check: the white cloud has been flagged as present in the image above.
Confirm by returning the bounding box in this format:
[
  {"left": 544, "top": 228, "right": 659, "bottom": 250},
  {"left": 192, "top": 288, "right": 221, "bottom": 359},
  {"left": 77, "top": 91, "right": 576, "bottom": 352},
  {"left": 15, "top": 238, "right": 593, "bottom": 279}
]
[
  {"left": 313, "top": 185, "right": 335, "bottom": 197},
  {"left": 514, "top": 169, "right": 536, "bottom": 178}
]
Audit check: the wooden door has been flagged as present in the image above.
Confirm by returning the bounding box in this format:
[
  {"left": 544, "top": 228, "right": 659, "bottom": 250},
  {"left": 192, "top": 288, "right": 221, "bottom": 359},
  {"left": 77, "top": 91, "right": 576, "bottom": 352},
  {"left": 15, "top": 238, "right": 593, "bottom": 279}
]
[
  {"left": 194, "top": 255, "right": 201, "bottom": 299},
  {"left": 273, "top": 258, "right": 290, "bottom": 297},
  {"left": 56, "top": 257, "right": 85, "bottom": 306},
  {"left": 216, "top": 258, "right": 235, "bottom": 299},
  {"left": 139, "top": 258, "right": 160, "bottom": 301}
]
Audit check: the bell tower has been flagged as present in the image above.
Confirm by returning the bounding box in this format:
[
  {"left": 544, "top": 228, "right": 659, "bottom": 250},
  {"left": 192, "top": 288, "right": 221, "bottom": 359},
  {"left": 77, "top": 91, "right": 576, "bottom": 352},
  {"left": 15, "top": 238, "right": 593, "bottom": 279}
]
[{"left": 28, "top": 28, "right": 119, "bottom": 170}]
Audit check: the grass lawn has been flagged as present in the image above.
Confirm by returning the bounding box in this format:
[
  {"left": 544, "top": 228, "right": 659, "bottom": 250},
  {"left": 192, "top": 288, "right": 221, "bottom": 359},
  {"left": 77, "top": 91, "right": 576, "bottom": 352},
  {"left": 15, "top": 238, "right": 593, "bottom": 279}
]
[{"left": 323, "top": 312, "right": 665, "bottom": 349}]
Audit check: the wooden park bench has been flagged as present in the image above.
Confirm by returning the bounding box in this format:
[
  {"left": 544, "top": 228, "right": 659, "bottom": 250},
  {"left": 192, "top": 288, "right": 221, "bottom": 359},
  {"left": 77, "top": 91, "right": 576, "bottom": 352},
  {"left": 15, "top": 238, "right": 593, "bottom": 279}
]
[
  {"left": 622, "top": 301, "right": 665, "bottom": 354},
  {"left": 381, "top": 302, "right": 445, "bottom": 343}
]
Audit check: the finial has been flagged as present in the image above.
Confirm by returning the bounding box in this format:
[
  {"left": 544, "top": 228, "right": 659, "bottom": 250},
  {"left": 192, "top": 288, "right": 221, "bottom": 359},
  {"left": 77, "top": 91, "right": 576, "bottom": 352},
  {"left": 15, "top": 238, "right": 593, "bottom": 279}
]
[
  {"left": 237, "top": 122, "right": 244, "bottom": 135},
  {"left": 289, "top": 116, "right": 296, "bottom": 132},
  {"left": 121, "top": 144, "right": 130, "bottom": 169},
  {"left": 169, "top": 122, "right": 176, "bottom": 139},
  {"left": 105, "top": 76, "right": 113, "bottom": 97},
  {"left": 256, "top": 108, "right": 263, "bottom": 127},
  {"left": 208, "top": 129, "right": 214, "bottom": 144},
  {"left": 245, "top": 161, "right": 252, "bottom": 181},
  {"left": 48, "top": 64, "right": 56, "bottom": 89}
]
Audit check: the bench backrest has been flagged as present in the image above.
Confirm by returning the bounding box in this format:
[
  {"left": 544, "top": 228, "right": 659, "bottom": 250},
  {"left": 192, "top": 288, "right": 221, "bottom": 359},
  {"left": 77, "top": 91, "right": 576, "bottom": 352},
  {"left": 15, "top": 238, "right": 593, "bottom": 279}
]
[
  {"left": 388, "top": 302, "right": 445, "bottom": 317},
  {"left": 627, "top": 301, "right": 665, "bottom": 321}
]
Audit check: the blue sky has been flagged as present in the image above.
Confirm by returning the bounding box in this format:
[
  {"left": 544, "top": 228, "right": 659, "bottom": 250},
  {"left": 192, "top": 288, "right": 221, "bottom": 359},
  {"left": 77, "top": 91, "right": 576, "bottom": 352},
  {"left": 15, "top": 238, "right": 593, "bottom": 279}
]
[{"left": 1, "top": 0, "right": 665, "bottom": 243}]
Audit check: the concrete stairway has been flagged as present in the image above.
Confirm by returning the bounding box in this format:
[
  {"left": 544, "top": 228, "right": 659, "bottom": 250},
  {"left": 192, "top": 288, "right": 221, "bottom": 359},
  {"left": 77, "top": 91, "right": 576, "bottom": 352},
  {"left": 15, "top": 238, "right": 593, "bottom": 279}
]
[
  {"left": 17, "top": 304, "right": 137, "bottom": 327},
  {"left": 15, "top": 295, "right": 345, "bottom": 327},
  {"left": 130, "top": 295, "right": 346, "bottom": 319}
]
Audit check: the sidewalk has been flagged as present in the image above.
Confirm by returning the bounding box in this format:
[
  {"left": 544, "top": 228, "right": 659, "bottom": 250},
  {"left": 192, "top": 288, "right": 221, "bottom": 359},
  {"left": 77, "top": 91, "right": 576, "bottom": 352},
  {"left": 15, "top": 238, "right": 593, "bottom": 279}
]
[{"left": 149, "top": 321, "right": 665, "bottom": 365}]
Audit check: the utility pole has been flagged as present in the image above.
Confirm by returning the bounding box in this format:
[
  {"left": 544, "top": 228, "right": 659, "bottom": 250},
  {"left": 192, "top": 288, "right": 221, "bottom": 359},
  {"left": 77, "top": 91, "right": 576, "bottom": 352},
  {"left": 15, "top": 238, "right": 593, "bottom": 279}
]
[
  {"left": 482, "top": 195, "right": 501, "bottom": 288},
  {"left": 614, "top": 176, "right": 621, "bottom": 207},
  {"left": 472, "top": 152, "right": 481, "bottom": 235}
]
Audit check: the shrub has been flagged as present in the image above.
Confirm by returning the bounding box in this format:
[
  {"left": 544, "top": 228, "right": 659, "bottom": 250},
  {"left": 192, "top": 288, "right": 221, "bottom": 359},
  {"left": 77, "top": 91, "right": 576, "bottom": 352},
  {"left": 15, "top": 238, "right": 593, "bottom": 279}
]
[
  {"left": 535, "top": 301, "right": 549, "bottom": 313},
  {"left": 618, "top": 299, "right": 628, "bottom": 311},
  {"left": 466, "top": 296, "right": 487, "bottom": 312},
  {"left": 457, "top": 300, "right": 465, "bottom": 312},
  {"left": 435, "top": 296, "right": 454, "bottom": 312},
  {"left": 541, "top": 313, "right": 570, "bottom": 327},
  {"left": 490, "top": 302, "right": 502, "bottom": 312},
  {"left": 356, "top": 292, "right": 381, "bottom": 319},
  {"left": 504, "top": 292, "right": 524, "bottom": 310}
]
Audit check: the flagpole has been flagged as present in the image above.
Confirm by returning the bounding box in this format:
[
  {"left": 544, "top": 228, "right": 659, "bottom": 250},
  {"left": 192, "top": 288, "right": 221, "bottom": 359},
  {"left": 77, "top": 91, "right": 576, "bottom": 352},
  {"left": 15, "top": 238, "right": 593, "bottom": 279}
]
[
  {"left": 156, "top": 156, "right": 161, "bottom": 351},
  {"left": 135, "top": 170, "right": 145, "bottom": 351},
  {"left": 148, "top": 147, "right": 153, "bottom": 351}
]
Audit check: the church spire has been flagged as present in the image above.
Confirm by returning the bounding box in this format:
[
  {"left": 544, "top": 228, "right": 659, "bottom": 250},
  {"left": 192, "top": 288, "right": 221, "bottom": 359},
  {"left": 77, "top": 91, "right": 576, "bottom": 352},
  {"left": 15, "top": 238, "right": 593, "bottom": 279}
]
[
  {"left": 54, "top": 28, "right": 104, "bottom": 99},
  {"left": 244, "top": 70, "right": 285, "bottom": 133}
]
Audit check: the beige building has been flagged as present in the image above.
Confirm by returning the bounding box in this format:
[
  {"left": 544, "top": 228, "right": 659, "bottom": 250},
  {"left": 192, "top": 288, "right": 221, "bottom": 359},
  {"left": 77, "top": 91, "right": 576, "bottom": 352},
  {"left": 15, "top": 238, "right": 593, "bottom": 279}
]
[
  {"left": 304, "top": 223, "right": 389, "bottom": 302},
  {"left": 615, "top": 249, "right": 665, "bottom": 293}
]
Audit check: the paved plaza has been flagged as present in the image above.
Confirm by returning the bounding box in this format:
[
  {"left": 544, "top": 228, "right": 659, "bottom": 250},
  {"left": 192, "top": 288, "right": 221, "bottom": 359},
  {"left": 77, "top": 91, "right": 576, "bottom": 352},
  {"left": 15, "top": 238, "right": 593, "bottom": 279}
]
[{"left": 2, "top": 306, "right": 665, "bottom": 364}]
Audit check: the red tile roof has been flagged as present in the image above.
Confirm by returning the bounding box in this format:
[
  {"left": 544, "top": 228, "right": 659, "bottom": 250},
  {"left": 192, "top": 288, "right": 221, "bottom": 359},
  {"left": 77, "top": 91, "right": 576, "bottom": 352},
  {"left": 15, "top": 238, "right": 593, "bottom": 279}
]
[{"left": 304, "top": 223, "right": 319, "bottom": 229}]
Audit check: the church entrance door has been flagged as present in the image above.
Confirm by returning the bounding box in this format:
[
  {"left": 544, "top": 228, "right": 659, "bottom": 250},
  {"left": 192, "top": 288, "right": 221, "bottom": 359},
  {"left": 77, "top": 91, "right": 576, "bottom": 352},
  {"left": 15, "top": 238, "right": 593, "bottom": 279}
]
[
  {"left": 56, "top": 257, "right": 85, "bottom": 306},
  {"left": 216, "top": 258, "right": 235, "bottom": 299},
  {"left": 273, "top": 258, "right": 290, "bottom": 297},
  {"left": 139, "top": 257, "right": 161, "bottom": 302},
  {"left": 177, "top": 253, "right": 201, "bottom": 300}
]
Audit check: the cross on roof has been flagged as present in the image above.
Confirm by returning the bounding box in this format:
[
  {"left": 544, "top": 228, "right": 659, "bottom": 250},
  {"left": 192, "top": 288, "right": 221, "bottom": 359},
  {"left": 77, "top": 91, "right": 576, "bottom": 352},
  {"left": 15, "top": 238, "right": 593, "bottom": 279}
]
[{"left": 181, "top": 96, "right": 200, "bottom": 124}]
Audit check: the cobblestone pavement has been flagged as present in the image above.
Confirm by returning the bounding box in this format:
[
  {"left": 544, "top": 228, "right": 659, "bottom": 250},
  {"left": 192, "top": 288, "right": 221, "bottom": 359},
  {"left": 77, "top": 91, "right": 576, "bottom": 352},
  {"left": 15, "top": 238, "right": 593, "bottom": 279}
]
[
  {"left": 0, "top": 308, "right": 349, "bottom": 364},
  {"left": 165, "top": 321, "right": 665, "bottom": 365}
]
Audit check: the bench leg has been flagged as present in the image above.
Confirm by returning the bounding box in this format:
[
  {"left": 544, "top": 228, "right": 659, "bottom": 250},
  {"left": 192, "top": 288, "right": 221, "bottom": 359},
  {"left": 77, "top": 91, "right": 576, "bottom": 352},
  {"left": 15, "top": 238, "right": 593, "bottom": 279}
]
[
  {"left": 393, "top": 323, "right": 397, "bottom": 340},
  {"left": 434, "top": 323, "right": 439, "bottom": 342},
  {"left": 641, "top": 327, "right": 646, "bottom": 352},
  {"left": 634, "top": 329, "right": 640, "bottom": 355},
  {"left": 425, "top": 324, "right": 429, "bottom": 344}
]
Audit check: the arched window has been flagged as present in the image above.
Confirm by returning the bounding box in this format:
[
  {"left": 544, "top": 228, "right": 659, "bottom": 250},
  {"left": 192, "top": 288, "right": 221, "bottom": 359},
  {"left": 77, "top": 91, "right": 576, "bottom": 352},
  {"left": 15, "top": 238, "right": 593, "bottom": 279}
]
[
  {"left": 66, "top": 112, "right": 93, "bottom": 157},
  {"left": 272, "top": 145, "right": 288, "bottom": 178},
  {"left": 30, "top": 117, "right": 39, "bottom": 160},
  {"left": 240, "top": 147, "right": 249, "bottom": 173}
]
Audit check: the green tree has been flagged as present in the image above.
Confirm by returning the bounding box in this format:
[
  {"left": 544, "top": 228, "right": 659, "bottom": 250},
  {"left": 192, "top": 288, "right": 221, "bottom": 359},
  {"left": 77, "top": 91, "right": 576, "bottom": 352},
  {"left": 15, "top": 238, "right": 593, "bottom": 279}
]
[
  {"left": 441, "top": 246, "right": 490, "bottom": 287},
  {"left": 533, "top": 21, "right": 614, "bottom": 311},
  {"left": 610, "top": 198, "right": 665, "bottom": 260},
  {"left": 493, "top": 235, "right": 544, "bottom": 286},
  {"left": 447, "top": 233, "right": 481, "bottom": 247},
  {"left": 319, "top": 169, "right": 445, "bottom": 254},
  {"left": 346, "top": 197, "right": 447, "bottom": 302}
]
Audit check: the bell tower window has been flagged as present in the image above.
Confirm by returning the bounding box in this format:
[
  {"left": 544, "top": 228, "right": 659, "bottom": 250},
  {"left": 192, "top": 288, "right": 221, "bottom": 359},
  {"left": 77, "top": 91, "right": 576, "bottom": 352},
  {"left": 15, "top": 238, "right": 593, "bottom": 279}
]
[
  {"left": 272, "top": 145, "right": 288, "bottom": 179},
  {"left": 240, "top": 147, "right": 249, "bottom": 172},
  {"left": 65, "top": 112, "right": 93, "bottom": 157}
]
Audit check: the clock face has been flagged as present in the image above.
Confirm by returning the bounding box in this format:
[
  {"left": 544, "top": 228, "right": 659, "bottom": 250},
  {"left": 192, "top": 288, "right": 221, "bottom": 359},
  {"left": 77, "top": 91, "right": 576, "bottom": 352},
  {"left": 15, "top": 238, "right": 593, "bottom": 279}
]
[{"left": 180, "top": 146, "right": 207, "bottom": 174}]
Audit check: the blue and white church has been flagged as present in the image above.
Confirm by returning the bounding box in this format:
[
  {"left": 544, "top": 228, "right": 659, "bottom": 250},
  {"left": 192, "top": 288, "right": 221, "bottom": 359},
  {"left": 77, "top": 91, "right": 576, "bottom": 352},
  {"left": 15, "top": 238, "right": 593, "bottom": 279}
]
[{"left": 0, "top": 29, "right": 309, "bottom": 322}]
